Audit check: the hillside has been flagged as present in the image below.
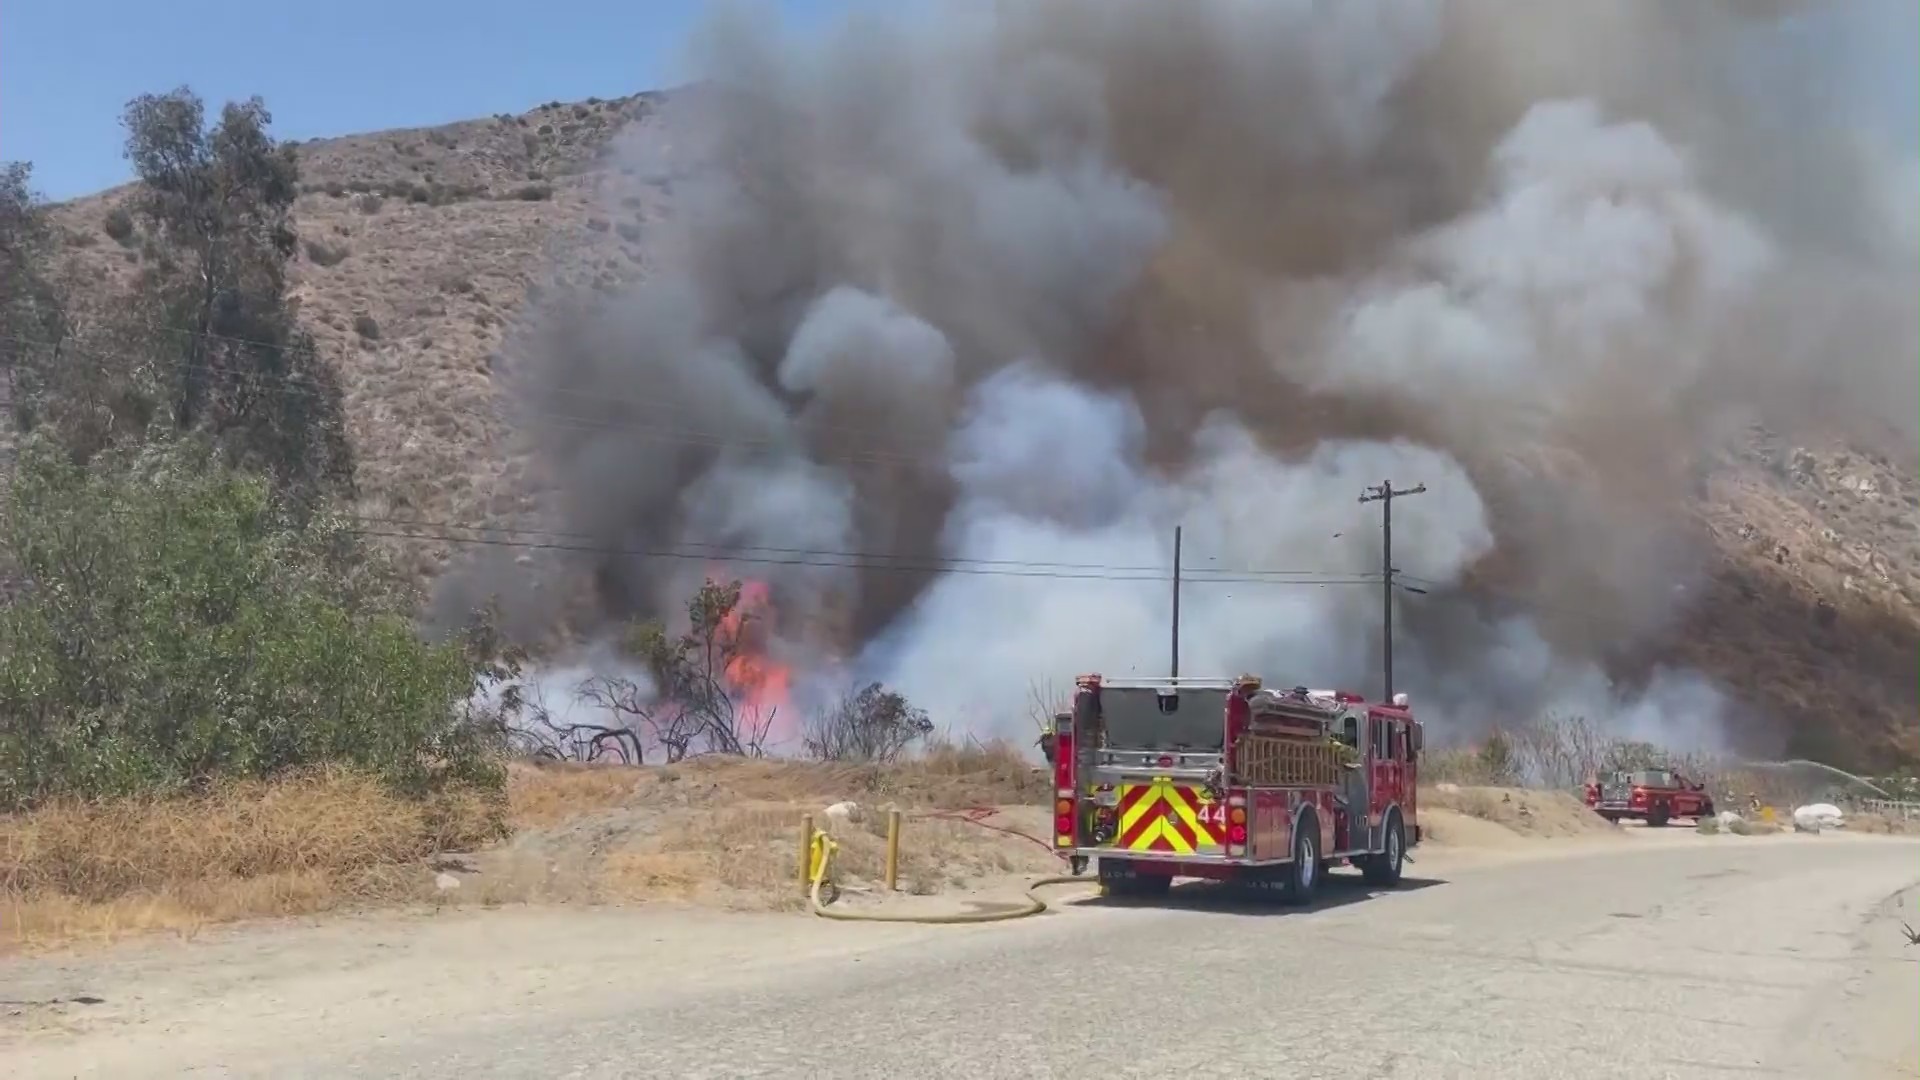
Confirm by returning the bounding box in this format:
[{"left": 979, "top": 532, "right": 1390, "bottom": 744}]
[{"left": 39, "top": 91, "right": 1920, "bottom": 772}]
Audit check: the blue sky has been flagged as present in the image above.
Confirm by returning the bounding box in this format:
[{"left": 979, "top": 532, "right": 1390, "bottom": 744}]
[
  {"left": 4, "top": 0, "right": 1912, "bottom": 202},
  {"left": 1, "top": 0, "right": 856, "bottom": 199}
]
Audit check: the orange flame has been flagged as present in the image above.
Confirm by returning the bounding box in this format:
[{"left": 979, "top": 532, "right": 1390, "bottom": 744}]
[{"left": 717, "top": 579, "right": 794, "bottom": 719}]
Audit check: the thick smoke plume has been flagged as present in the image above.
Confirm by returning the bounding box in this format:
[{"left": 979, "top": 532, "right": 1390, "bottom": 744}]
[{"left": 451, "top": 0, "right": 1917, "bottom": 752}]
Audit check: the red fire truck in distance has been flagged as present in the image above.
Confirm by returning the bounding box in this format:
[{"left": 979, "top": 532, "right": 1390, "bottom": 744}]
[
  {"left": 1050, "top": 673, "right": 1424, "bottom": 903},
  {"left": 1583, "top": 768, "right": 1715, "bottom": 827}
]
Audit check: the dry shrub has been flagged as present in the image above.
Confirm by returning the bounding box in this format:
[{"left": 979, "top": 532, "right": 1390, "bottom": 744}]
[
  {"left": 304, "top": 238, "right": 350, "bottom": 267},
  {"left": 1726, "top": 817, "right": 1782, "bottom": 836},
  {"left": 1428, "top": 715, "right": 1729, "bottom": 793},
  {"left": 1420, "top": 747, "right": 1511, "bottom": 787},
  {"left": 1696, "top": 816, "right": 1722, "bottom": 834},
  {"left": 1845, "top": 812, "right": 1920, "bottom": 835},
  {"left": 1419, "top": 784, "right": 1615, "bottom": 838},
  {"left": 634, "top": 739, "right": 1045, "bottom": 810},
  {"left": 0, "top": 770, "right": 502, "bottom": 944}
]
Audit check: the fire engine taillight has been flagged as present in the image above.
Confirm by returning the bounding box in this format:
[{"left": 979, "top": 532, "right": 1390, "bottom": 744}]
[
  {"left": 1156, "top": 755, "right": 1174, "bottom": 768},
  {"left": 1229, "top": 807, "right": 1246, "bottom": 826},
  {"left": 1228, "top": 823, "right": 1248, "bottom": 844},
  {"left": 1055, "top": 799, "right": 1073, "bottom": 816}
]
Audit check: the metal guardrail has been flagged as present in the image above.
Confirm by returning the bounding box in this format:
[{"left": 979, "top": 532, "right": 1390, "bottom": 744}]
[{"left": 1854, "top": 798, "right": 1920, "bottom": 819}]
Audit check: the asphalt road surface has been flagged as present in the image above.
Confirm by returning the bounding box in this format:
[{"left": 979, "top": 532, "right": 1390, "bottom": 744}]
[{"left": 6, "top": 833, "right": 1918, "bottom": 1079}]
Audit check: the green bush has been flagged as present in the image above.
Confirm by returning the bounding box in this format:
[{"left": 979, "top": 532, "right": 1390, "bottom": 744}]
[
  {"left": 102, "top": 205, "right": 135, "bottom": 244},
  {"left": 0, "top": 442, "right": 504, "bottom": 810}
]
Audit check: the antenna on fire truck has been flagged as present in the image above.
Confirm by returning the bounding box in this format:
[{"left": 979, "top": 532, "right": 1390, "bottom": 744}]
[
  {"left": 1359, "top": 480, "right": 1426, "bottom": 702},
  {"left": 1170, "top": 525, "right": 1183, "bottom": 679}
]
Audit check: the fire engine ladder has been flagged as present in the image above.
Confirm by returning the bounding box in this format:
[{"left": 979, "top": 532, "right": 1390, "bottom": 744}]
[{"left": 1089, "top": 676, "right": 1253, "bottom": 690}]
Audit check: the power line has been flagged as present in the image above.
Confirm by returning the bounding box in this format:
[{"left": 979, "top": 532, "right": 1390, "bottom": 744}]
[
  {"left": 347, "top": 524, "right": 1389, "bottom": 586},
  {"left": 7, "top": 329, "right": 1436, "bottom": 589},
  {"left": 345, "top": 512, "right": 1377, "bottom": 581}
]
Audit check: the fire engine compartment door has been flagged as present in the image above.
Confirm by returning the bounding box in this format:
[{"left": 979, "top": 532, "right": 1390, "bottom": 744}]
[{"left": 1114, "top": 779, "right": 1226, "bottom": 856}]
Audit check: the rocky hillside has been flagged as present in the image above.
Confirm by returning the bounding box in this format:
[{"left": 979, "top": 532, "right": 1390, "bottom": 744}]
[{"left": 40, "top": 93, "right": 1920, "bottom": 772}]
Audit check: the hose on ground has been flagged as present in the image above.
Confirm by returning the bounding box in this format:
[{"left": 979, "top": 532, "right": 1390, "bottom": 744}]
[{"left": 806, "top": 829, "right": 1095, "bottom": 924}]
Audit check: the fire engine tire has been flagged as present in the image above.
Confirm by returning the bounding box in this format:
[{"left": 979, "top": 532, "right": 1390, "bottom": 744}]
[
  {"left": 1279, "top": 815, "right": 1322, "bottom": 906},
  {"left": 1361, "top": 813, "right": 1406, "bottom": 887},
  {"left": 1647, "top": 803, "right": 1671, "bottom": 828}
]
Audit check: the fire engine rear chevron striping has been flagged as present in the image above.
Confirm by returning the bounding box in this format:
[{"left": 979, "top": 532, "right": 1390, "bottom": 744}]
[{"left": 1117, "top": 782, "right": 1222, "bottom": 854}]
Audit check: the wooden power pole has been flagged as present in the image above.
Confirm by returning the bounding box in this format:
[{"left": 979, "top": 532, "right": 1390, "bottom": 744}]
[
  {"left": 1359, "top": 481, "right": 1425, "bottom": 701},
  {"left": 1170, "top": 525, "right": 1182, "bottom": 678}
]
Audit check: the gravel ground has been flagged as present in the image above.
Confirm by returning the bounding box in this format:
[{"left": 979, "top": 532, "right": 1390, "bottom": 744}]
[{"left": 4, "top": 831, "right": 1916, "bottom": 1079}]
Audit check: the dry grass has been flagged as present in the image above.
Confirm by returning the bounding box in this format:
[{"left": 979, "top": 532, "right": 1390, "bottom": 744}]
[
  {"left": 506, "top": 760, "right": 649, "bottom": 827},
  {"left": 520, "top": 739, "right": 1054, "bottom": 911},
  {"left": 1844, "top": 812, "right": 1920, "bottom": 836},
  {"left": 0, "top": 741, "right": 1051, "bottom": 946},
  {"left": 0, "top": 770, "right": 504, "bottom": 949},
  {"left": 1419, "top": 784, "right": 1617, "bottom": 839}
]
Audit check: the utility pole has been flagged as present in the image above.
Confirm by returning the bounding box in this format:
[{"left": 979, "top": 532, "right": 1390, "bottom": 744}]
[
  {"left": 1170, "top": 525, "right": 1183, "bottom": 678},
  {"left": 1358, "top": 481, "right": 1425, "bottom": 702}
]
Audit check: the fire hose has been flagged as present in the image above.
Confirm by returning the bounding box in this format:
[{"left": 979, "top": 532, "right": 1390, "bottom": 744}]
[{"left": 805, "top": 808, "right": 1096, "bottom": 924}]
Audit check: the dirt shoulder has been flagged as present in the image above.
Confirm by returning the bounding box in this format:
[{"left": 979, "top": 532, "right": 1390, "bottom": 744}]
[
  {"left": 1, "top": 748, "right": 1058, "bottom": 951},
  {"left": 1, "top": 769, "right": 1706, "bottom": 954}
]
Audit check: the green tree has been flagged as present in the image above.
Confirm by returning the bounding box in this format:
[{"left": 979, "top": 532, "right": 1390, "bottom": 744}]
[
  {"left": 119, "top": 88, "right": 353, "bottom": 498},
  {"left": 0, "top": 439, "right": 502, "bottom": 810},
  {"left": 1477, "top": 728, "right": 1518, "bottom": 785},
  {"left": 0, "top": 162, "right": 72, "bottom": 431}
]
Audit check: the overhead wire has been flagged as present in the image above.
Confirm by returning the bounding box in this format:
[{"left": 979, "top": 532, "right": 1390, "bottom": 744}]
[{"left": 3, "top": 327, "right": 1470, "bottom": 590}]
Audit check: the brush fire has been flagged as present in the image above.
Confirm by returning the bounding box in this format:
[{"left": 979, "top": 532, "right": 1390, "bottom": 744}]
[
  {"left": 445, "top": 1, "right": 1916, "bottom": 762},
  {"left": 718, "top": 579, "right": 795, "bottom": 730}
]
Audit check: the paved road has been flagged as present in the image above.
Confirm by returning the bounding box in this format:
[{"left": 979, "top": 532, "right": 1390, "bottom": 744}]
[{"left": 7, "top": 835, "right": 1918, "bottom": 1079}]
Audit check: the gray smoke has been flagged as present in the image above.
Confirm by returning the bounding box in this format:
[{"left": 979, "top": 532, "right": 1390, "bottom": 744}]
[{"left": 451, "top": 0, "right": 1917, "bottom": 752}]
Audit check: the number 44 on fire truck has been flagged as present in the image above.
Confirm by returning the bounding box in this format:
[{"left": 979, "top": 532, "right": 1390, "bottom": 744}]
[{"left": 1045, "top": 674, "right": 1423, "bottom": 904}]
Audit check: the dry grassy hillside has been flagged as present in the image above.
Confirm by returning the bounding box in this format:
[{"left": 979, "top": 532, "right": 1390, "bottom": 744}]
[{"left": 40, "top": 93, "right": 1920, "bottom": 771}]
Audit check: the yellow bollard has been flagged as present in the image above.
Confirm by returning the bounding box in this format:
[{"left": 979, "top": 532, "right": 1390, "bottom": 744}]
[
  {"left": 884, "top": 809, "right": 902, "bottom": 891},
  {"left": 799, "top": 814, "right": 815, "bottom": 893}
]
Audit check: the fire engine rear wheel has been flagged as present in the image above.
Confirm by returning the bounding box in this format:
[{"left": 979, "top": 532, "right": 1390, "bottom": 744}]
[
  {"left": 1361, "top": 813, "right": 1406, "bottom": 887},
  {"left": 1647, "top": 803, "right": 1671, "bottom": 828},
  {"left": 1278, "top": 817, "right": 1321, "bottom": 906}
]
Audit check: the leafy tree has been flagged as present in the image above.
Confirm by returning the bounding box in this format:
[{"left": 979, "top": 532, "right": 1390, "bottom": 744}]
[
  {"left": 117, "top": 88, "right": 353, "bottom": 498},
  {"left": 803, "top": 683, "right": 933, "bottom": 764},
  {"left": 0, "top": 162, "right": 72, "bottom": 429},
  {"left": 0, "top": 438, "right": 502, "bottom": 810},
  {"left": 1477, "top": 728, "right": 1518, "bottom": 785}
]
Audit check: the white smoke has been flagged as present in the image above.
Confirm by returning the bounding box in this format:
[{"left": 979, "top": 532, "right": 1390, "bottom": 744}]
[
  {"left": 465, "top": 0, "right": 1916, "bottom": 761},
  {"left": 867, "top": 363, "right": 1496, "bottom": 735}
]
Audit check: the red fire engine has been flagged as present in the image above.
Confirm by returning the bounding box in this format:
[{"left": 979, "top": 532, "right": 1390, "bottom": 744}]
[
  {"left": 1051, "top": 673, "right": 1423, "bottom": 903},
  {"left": 1583, "top": 768, "right": 1715, "bottom": 827}
]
